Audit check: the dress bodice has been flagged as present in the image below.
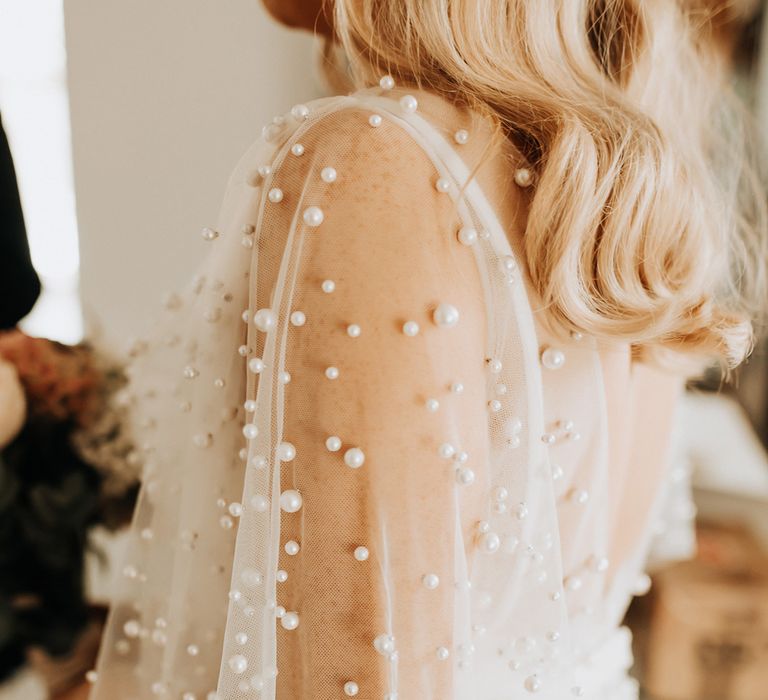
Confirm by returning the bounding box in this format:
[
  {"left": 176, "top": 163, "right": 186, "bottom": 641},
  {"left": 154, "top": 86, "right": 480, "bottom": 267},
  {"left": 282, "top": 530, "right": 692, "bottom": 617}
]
[{"left": 89, "top": 85, "right": 687, "bottom": 700}]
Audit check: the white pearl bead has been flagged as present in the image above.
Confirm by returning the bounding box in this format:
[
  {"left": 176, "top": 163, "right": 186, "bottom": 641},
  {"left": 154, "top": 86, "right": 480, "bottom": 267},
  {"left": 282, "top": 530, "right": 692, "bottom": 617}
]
[
  {"left": 514, "top": 168, "right": 534, "bottom": 187},
  {"left": 201, "top": 227, "right": 219, "bottom": 241},
  {"left": 438, "top": 442, "right": 455, "bottom": 459},
  {"left": 249, "top": 454, "right": 267, "bottom": 469},
  {"left": 290, "top": 310, "right": 306, "bottom": 326},
  {"left": 457, "top": 227, "right": 477, "bottom": 245},
  {"left": 373, "top": 633, "right": 396, "bottom": 656},
  {"left": 379, "top": 75, "right": 395, "bottom": 90},
  {"left": 291, "top": 103, "right": 310, "bottom": 120},
  {"left": 250, "top": 494, "right": 269, "bottom": 512},
  {"left": 291, "top": 143, "right": 305, "bottom": 156},
  {"left": 253, "top": 308, "right": 276, "bottom": 332},
  {"left": 268, "top": 187, "right": 284, "bottom": 203},
  {"left": 494, "top": 486, "right": 509, "bottom": 501},
  {"left": 241, "top": 568, "right": 263, "bottom": 586},
  {"left": 425, "top": 398, "right": 439, "bottom": 412},
  {"left": 277, "top": 442, "right": 296, "bottom": 461},
  {"left": 541, "top": 347, "right": 566, "bottom": 370},
  {"left": 242, "top": 424, "right": 259, "bottom": 440},
  {"left": 228, "top": 654, "right": 248, "bottom": 674},
  {"left": 436, "top": 646, "right": 450, "bottom": 660},
  {"left": 402, "top": 321, "right": 420, "bottom": 336},
  {"left": 276, "top": 569, "right": 289, "bottom": 582},
  {"left": 285, "top": 540, "right": 300, "bottom": 555},
  {"left": 321, "top": 166, "right": 337, "bottom": 183},
  {"left": 303, "top": 206, "right": 324, "bottom": 227},
  {"left": 354, "top": 546, "right": 369, "bottom": 561},
  {"left": 228, "top": 502, "right": 243, "bottom": 517},
  {"left": 422, "top": 573, "right": 440, "bottom": 589},
  {"left": 454, "top": 129, "right": 469, "bottom": 145},
  {"left": 589, "top": 555, "right": 610, "bottom": 573},
  {"left": 248, "top": 357, "right": 265, "bottom": 374},
  {"left": 433, "top": 303, "right": 460, "bottom": 328},
  {"left": 487, "top": 358, "right": 503, "bottom": 374},
  {"left": 399, "top": 94, "right": 418, "bottom": 113},
  {"left": 480, "top": 532, "right": 501, "bottom": 553},
  {"left": 456, "top": 467, "right": 475, "bottom": 485},
  {"left": 524, "top": 675, "right": 542, "bottom": 693},
  {"left": 435, "top": 177, "right": 451, "bottom": 193},
  {"left": 369, "top": 114, "right": 382, "bottom": 128},
  {"left": 450, "top": 381, "right": 464, "bottom": 394},
  {"left": 279, "top": 489, "right": 302, "bottom": 513},
  {"left": 279, "top": 370, "right": 291, "bottom": 384},
  {"left": 346, "top": 323, "right": 361, "bottom": 338},
  {"left": 236, "top": 632, "right": 248, "bottom": 645},
  {"left": 344, "top": 447, "right": 365, "bottom": 469},
  {"left": 321, "top": 279, "right": 335, "bottom": 293},
  {"left": 571, "top": 330, "right": 584, "bottom": 341},
  {"left": 344, "top": 681, "right": 359, "bottom": 697},
  {"left": 280, "top": 611, "right": 299, "bottom": 630},
  {"left": 326, "top": 435, "right": 342, "bottom": 451},
  {"left": 325, "top": 366, "right": 339, "bottom": 379},
  {"left": 488, "top": 399, "right": 502, "bottom": 413}
]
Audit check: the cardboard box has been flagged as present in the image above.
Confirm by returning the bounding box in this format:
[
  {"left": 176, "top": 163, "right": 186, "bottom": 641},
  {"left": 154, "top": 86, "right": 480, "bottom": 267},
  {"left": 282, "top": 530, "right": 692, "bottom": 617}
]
[{"left": 643, "top": 523, "right": 768, "bottom": 700}]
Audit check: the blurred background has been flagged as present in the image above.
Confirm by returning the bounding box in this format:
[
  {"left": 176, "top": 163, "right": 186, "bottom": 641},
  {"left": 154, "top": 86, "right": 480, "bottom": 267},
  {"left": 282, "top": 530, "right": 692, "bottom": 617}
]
[{"left": 0, "top": 1, "right": 766, "bottom": 699}]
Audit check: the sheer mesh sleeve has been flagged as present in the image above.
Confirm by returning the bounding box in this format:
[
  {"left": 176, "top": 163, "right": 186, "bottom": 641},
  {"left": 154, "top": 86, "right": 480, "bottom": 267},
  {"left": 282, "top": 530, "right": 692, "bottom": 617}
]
[
  {"left": 90, "top": 92, "right": 575, "bottom": 700},
  {"left": 223, "top": 107, "right": 490, "bottom": 698}
]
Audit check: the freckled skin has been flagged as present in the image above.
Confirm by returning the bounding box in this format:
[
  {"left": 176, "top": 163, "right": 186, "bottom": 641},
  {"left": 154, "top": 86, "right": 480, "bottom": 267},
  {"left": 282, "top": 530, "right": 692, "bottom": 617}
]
[{"left": 261, "top": 0, "right": 334, "bottom": 36}]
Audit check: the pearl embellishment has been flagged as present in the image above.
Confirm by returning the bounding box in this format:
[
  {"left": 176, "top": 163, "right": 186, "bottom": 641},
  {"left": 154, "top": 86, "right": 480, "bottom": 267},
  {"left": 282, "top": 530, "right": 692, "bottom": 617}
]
[
  {"left": 277, "top": 442, "right": 296, "bottom": 461},
  {"left": 354, "top": 546, "right": 369, "bottom": 561},
  {"left": 228, "top": 655, "right": 248, "bottom": 674},
  {"left": 422, "top": 573, "right": 440, "bottom": 589},
  {"left": 242, "top": 424, "right": 258, "bottom": 440},
  {"left": 246, "top": 357, "right": 266, "bottom": 374},
  {"left": 291, "top": 143, "right": 305, "bottom": 157},
  {"left": 201, "top": 227, "right": 219, "bottom": 241},
  {"left": 303, "top": 206, "right": 324, "bottom": 227},
  {"left": 344, "top": 681, "right": 359, "bottom": 696},
  {"left": 325, "top": 366, "right": 339, "bottom": 379},
  {"left": 374, "top": 633, "right": 396, "bottom": 656},
  {"left": 284, "top": 540, "right": 300, "bottom": 555},
  {"left": 253, "top": 308, "right": 276, "bottom": 332},
  {"left": 454, "top": 129, "right": 469, "bottom": 145},
  {"left": 290, "top": 310, "right": 306, "bottom": 326},
  {"left": 320, "top": 166, "right": 337, "bottom": 183},
  {"left": 403, "top": 321, "right": 419, "bottom": 336},
  {"left": 280, "top": 611, "right": 299, "bottom": 630},
  {"left": 326, "top": 435, "right": 342, "bottom": 451},
  {"left": 433, "top": 303, "right": 460, "bottom": 328},
  {"left": 379, "top": 75, "right": 395, "bottom": 90},
  {"left": 458, "top": 227, "right": 477, "bottom": 245},
  {"left": 321, "top": 279, "right": 335, "bottom": 293},
  {"left": 399, "top": 95, "right": 418, "bottom": 113},
  {"left": 514, "top": 168, "right": 534, "bottom": 187},
  {"left": 369, "top": 114, "right": 382, "bottom": 128},
  {"left": 268, "top": 187, "right": 283, "bottom": 203},
  {"left": 435, "top": 177, "right": 451, "bottom": 193},
  {"left": 344, "top": 447, "right": 366, "bottom": 469},
  {"left": 346, "top": 324, "right": 361, "bottom": 338},
  {"left": 541, "top": 347, "right": 566, "bottom": 370},
  {"left": 279, "top": 489, "right": 302, "bottom": 513}
]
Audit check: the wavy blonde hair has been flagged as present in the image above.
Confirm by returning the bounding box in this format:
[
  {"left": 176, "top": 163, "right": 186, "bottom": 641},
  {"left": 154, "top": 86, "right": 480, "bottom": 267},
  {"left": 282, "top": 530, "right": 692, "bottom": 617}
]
[{"left": 329, "top": 0, "right": 767, "bottom": 368}]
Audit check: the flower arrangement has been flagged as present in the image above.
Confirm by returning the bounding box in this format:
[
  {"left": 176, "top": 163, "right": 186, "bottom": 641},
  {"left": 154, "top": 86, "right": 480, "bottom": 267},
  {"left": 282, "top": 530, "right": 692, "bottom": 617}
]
[{"left": 0, "top": 329, "right": 139, "bottom": 683}]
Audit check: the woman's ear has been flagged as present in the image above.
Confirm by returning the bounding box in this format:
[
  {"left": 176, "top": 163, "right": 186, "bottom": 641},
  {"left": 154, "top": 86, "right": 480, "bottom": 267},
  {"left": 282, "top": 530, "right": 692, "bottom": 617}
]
[{"left": 261, "top": 0, "right": 334, "bottom": 37}]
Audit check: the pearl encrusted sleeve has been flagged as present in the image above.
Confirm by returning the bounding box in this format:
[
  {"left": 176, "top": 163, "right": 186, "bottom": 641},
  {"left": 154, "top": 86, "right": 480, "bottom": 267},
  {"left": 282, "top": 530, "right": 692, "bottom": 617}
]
[{"left": 228, "top": 107, "right": 490, "bottom": 698}]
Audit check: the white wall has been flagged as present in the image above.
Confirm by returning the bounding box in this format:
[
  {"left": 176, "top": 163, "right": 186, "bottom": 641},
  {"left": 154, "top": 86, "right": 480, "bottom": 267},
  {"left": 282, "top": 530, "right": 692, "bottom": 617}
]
[{"left": 64, "top": 1, "right": 319, "bottom": 350}]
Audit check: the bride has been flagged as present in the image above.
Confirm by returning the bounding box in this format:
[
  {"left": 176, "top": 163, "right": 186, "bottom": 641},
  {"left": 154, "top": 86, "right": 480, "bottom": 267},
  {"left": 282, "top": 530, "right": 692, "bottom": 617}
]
[{"left": 89, "top": 1, "right": 764, "bottom": 698}]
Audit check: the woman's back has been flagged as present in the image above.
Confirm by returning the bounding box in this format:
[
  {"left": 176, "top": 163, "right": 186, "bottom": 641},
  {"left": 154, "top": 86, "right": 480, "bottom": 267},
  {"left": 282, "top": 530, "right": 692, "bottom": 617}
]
[{"left": 89, "top": 84, "right": 690, "bottom": 700}]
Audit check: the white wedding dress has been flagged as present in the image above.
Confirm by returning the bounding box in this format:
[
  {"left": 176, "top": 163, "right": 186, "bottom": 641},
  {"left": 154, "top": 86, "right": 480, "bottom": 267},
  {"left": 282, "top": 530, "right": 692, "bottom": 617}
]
[{"left": 89, "top": 82, "right": 692, "bottom": 700}]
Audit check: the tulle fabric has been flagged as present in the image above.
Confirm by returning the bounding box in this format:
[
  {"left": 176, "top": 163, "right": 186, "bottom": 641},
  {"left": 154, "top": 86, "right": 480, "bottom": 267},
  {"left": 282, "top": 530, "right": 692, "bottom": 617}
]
[{"left": 89, "top": 86, "right": 687, "bottom": 700}]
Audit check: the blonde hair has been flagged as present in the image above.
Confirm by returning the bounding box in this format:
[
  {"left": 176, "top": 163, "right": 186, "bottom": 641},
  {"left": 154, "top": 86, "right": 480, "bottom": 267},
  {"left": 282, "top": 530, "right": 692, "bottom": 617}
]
[{"left": 330, "top": 0, "right": 767, "bottom": 368}]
